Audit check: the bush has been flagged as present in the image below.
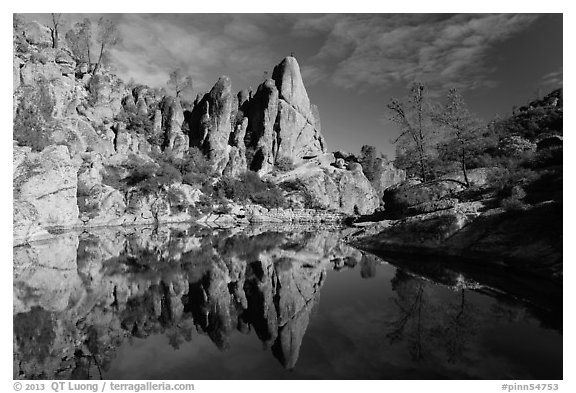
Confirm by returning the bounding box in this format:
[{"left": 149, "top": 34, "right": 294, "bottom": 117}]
[
  {"left": 87, "top": 74, "right": 109, "bottom": 106},
  {"left": 180, "top": 147, "right": 213, "bottom": 187},
  {"left": 486, "top": 166, "right": 538, "bottom": 199},
  {"left": 501, "top": 193, "right": 528, "bottom": 211},
  {"left": 13, "top": 82, "right": 55, "bottom": 151},
  {"left": 166, "top": 188, "right": 188, "bottom": 213},
  {"left": 102, "top": 156, "right": 182, "bottom": 195},
  {"left": 215, "top": 171, "right": 285, "bottom": 208},
  {"left": 279, "top": 179, "right": 323, "bottom": 209},
  {"left": 274, "top": 157, "right": 296, "bottom": 172}
]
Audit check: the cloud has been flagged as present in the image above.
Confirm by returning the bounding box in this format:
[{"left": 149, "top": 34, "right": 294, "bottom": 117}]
[
  {"left": 539, "top": 67, "right": 563, "bottom": 88},
  {"left": 293, "top": 14, "right": 539, "bottom": 92},
  {"left": 108, "top": 14, "right": 291, "bottom": 94},
  {"left": 301, "top": 65, "right": 326, "bottom": 86}
]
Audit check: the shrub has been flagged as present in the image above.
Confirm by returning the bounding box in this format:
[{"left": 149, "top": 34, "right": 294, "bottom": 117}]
[
  {"left": 279, "top": 179, "right": 323, "bottom": 209},
  {"left": 501, "top": 192, "right": 528, "bottom": 211},
  {"left": 274, "top": 157, "right": 296, "bottom": 172},
  {"left": 215, "top": 171, "right": 285, "bottom": 208},
  {"left": 180, "top": 147, "right": 213, "bottom": 187},
  {"left": 87, "top": 74, "right": 108, "bottom": 106},
  {"left": 486, "top": 166, "right": 538, "bottom": 199},
  {"left": 166, "top": 188, "right": 188, "bottom": 213},
  {"left": 102, "top": 156, "right": 182, "bottom": 195}
]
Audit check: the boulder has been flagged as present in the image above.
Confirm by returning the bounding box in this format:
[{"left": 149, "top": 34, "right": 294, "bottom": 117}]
[
  {"left": 136, "top": 97, "right": 148, "bottom": 116},
  {"left": 276, "top": 164, "right": 379, "bottom": 215},
  {"left": 536, "top": 134, "right": 563, "bottom": 151},
  {"left": 22, "top": 21, "right": 52, "bottom": 46},
  {"left": 371, "top": 162, "right": 406, "bottom": 197},
  {"left": 20, "top": 61, "right": 62, "bottom": 86},
  {"left": 334, "top": 158, "right": 346, "bottom": 169},
  {"left": 383, "top": 179, "right": 466, "bottom": 217}
]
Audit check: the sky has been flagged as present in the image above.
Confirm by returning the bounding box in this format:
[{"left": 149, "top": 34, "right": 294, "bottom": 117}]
[{"left": 21, "top": 13, "right": 563, "bottom": 158}]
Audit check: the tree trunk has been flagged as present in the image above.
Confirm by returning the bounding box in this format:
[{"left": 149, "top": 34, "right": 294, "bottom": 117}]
[
  {"left": 461, "top": 148, "right": 470, "bottom": 187},
  {"left": 418, "top": 144, "right": 427, "bottom": 182},
  {"left": 86, "top": 38, "right": 91, "bottom": 64},
  {"left": 50, "top": 28, "right": 58, "bottom": 49},
  {"left": 92, "top": 43, "right": 105, "bottom": 76}
]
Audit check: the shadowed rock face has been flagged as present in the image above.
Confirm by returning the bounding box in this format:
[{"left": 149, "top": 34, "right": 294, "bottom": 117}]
[
  {"left": 13, "top": 225, "right": 364, "bottom": 379},
  {"left": 188, "top": 76, "right": 234, "bottom": 173}
]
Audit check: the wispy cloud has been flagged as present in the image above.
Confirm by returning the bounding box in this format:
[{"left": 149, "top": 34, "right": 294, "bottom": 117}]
[
  {"left": 293, "top": 14, "right": 539, "bottom": 92},
  {"left": 109, "top": 14, "right": 292, "bottom": 94},
  {"left": 538, "top": 67, "right": 563, "bottom": 88}
]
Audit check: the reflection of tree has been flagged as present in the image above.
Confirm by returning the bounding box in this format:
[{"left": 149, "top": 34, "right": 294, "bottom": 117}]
[
  {"left": 387, "top": 270, "right": 425, "bottom": 360},
  {"left": 13, "top": 307, "right": 56, "bottom": 364},
  {"left": 431, "top": 289, "right": 477, "bottom": 364},
  {"left": 360, "top": 254, "right": 379, "bottom": 279},
  {"left": 387, "top": 269, "right": 480, "bottom": 364}
]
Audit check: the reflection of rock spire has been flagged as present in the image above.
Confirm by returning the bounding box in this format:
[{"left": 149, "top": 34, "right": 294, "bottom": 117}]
[
  {"left": 13, "top": 226, "right": 339, "bottom": 378},
  {"left": 272, "top": 290, "right": 321, "bottom": 369}
]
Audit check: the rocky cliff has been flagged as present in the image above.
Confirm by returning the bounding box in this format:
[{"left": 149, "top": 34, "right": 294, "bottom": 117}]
[{"left": 13, "top": 20, "right": 389, "bottom": 242}]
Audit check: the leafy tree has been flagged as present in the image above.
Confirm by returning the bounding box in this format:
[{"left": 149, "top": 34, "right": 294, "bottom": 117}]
[
  {"left": 49, "top": 13, "right": 64, "bottom": 49},
  {"left": 359, "top": 145, "right": 388, "bottom": 182},
  {"left": 388, "top": 83, "right": 435, "bottom": 182},
  {"left": 433, "top": 89, "right": 485, "bottom": 187},
  {"left": 65, "top": 18, "right": 92, "bottom": 64},
  {"left": 167, "top": 68, "right": 194, "bottom": 98},
  {"left": 93, "top": 17, "right": 121, "bottom": 76}
]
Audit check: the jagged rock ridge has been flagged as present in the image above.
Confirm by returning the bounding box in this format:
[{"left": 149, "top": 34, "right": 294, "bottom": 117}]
[{"left": 13, "top": 20, "right": 406, "bottom": 240}]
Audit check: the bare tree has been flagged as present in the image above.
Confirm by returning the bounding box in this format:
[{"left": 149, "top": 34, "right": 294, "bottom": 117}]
[
  {"left": 93, "top": 17, "right": 121, "bottom": 76},
  {"left": 49, "top": 13, "right": 63, "bottom": 49},
  {"left": 167, "top": 68, "right": 193, "bottom": 98},
  {"left": 433, "top": 89, "right": 484, "bottom": 187},
  {"left": 388, "top": 82, "right": 433, "bottom": 182}
]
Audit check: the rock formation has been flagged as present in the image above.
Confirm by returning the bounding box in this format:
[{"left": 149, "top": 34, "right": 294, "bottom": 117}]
[
  {"left": 188, "top": 76, "right": 234, "bottom": 173},
  {"left": 14, "top": 144, "right": 81, "bottom": 244},
  {"left": 13, "top": 19, "right": 390, "bottom": 243}
]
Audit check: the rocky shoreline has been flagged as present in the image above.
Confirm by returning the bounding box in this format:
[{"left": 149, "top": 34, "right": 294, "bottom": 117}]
[{"left": 345, "top": 200, "right": 562, "bottom": 283}]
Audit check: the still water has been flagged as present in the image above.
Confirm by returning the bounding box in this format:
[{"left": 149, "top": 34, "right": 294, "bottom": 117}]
[{"left": 13, "top": 224, "right": 562, "bottom": 379}]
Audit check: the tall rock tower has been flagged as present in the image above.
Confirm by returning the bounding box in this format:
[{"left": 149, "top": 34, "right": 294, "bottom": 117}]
[{"left": 186, "top": 56, "right": 327, "bottom": 175}]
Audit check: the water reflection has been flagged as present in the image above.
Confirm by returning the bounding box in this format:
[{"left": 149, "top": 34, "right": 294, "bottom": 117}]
[{"left": 13, "top": 225, "right": 562, "bottom": 379}]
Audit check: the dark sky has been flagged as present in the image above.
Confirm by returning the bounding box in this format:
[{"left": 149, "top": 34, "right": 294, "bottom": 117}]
[{"left": 23, "top": 13, "right": 564, "bottom": 158}]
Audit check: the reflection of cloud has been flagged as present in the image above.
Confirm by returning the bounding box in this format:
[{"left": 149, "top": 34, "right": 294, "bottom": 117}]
[
  {"left": 293, "top": 14, "right": 538, "bottom": 92},
  {"left": 539, "top": 67, "right": 563, "bottom": 88}
]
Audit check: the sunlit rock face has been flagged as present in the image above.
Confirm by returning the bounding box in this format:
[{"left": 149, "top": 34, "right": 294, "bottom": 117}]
[
  {"left": 13, "top": 225, "right": 365, "bottom": 379},
  {"left": 13, "top": 145, "right": 81, "bottom": 244}
]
